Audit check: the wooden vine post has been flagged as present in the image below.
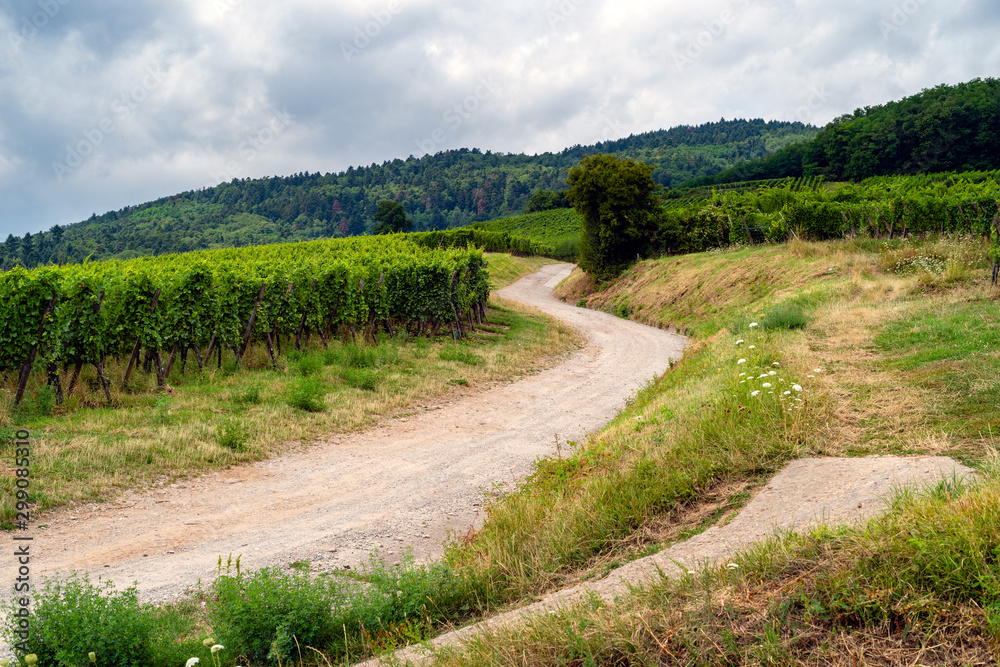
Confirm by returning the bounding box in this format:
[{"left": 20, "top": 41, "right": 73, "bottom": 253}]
[
  {"left": 295, "top": 279, "right": 319, "bottom": 350},
  {"left": 236, "top": 281, "right": 268, "bottom": 366},
  {"left": 14, "top": 292, "right": 58, "bottom": 406},
  {"left": 121, "top": 288, "right": 161, "bottom": 388},
  {"left": 991, "top": 205, "right": 1000, "bottom": 285}
]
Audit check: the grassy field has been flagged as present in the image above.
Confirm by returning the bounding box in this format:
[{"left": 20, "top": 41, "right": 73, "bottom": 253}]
[
  {"left": 11, "top": 236, "right": 1000, "bottom": 666},
  {"left": 0, "top": 253, "right": 576, "bottom": 525}
]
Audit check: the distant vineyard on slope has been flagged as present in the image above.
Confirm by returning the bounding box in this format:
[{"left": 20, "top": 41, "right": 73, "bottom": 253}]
[{"left": 473, "top": 209, "right": 582, "bottom": 261}]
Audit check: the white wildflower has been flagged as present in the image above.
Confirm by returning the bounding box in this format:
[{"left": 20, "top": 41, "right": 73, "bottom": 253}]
[
  {"left": 735, "top": 339, "right": 745, "bottom": 345},
  {"left": 772, "top": 362, "right": 781, "bottom": 367},
  {"left": 749, "top": 322, "right": 759, "bottom": 328},
  {"left": 211, "top": 646, "right": 225, "bottom": 655},
  {"left": 186, "top": 659, "right": 200, "bottom": 667},
  {"left": 783, "top": 390, "right": 791, "bottom": 395},
  {"left": 768, "top": 370, "right": 777, "bottom": 376},
  {"left": 762, "top": 383, "right": 772, "bottom": 389},
  {"left": 737, "top": 358, "right": 747, "bottom": 365},
  {"left": 792, "top": 384, "right": 802, "bottom": 392},
  {"left": 750, "top": 390, "right": 760, "bottom": 397}
]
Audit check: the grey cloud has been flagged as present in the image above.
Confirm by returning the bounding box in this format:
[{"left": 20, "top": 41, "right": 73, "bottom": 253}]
[{"left": 0, "top": 0, "right": 998, "bottom": 236}]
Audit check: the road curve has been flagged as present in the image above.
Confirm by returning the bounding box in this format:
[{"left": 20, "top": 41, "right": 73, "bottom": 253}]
[{"left": 17, "top": 263, "right": 687, "bottom": 602}]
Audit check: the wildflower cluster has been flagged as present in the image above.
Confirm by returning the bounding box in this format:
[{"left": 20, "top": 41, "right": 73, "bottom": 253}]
[
  {"left": 878, "top": 234, "right": 990, "bottom": 276},
  {"left": 732, "top": 324, "right": 815, "bottom": 416},
  {"left": 186, "top": 639, "right": 226, "bottom": 667}
]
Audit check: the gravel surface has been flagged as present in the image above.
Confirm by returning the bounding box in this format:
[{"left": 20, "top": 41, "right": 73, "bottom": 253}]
[
  {"left": 10, "top": 263, "right": 688, "bottom": 603},
  {"left": 372, "top": 455, "right": 975, "bottom": 666}
]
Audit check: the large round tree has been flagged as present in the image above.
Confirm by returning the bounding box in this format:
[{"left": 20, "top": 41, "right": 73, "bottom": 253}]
[
  {"left": 373, "top": 200, "right": 413, "bottom": 234},
  {"left": 567, "top": 154, "right": 660, "bottom": 279}
]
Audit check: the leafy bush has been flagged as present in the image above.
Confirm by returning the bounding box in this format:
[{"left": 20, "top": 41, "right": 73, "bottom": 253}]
[
  {"left": 210, "top": 568, "right": 338, "bottom": 665},
  {"left": 287, "top": 376, "right": 326, "bottom": 412},
  {"left": 333, "top": 555, "right": 480, "bottom": 651},
  {"left": 296, "top": 353, "right": 325, "bottom": 377},
  {"left": 3, "top": 574, "right": 155, "bottom": 667},
  {"left": 345, "top": 344, "right": 378, "bottom": 368},
  {"left": 13, "top": 385, "right": 57, "bottom": 421}
]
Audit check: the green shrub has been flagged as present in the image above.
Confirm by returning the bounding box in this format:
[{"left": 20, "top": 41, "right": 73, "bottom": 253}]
[
  {"left": 761, "top": 302, "right": 809, "bottom": 330},
  {"left": 216, "top": 418, "right": 248, "bottom": 452},
  {"left": 3, "top": 574, "right": 155, "bottom": 667},
  {"left": 334, "top": 555, "right": 480, "bottom": 648},
  {"left": 210, "top": 568, "right": 338, "bottom": 665},
  {"left": 338, "top": 367, "right": 381, "bottom": 391},
  {"left": 345, "top": 344, "right": 378, "bottom": 368},
  {"left": 287, "top": 376, "right": 326, "bottom": 412},
  {"left": 13, "top": 385, "right": 57, "bottom": 420},
  {"left": 296, "top": 353, "right": 324, "bottom": 377}
]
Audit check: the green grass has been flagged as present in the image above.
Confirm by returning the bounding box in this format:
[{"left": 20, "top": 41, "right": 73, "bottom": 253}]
[{"left": 875, "top": 298, "right": 1000, "bottom": 441}]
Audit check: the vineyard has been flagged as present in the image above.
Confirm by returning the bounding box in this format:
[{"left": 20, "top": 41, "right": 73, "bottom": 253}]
[
  {"left": 0, "top": 230, "right": 544, "bottom": 407},
  {"left": 472, "top": 209, "right": 583, "bottom": 260},
  {"left": 659, "top": 170, "right": 1000, "bottom": 263}
]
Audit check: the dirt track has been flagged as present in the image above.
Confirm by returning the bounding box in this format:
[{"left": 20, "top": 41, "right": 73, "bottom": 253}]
[{"left": 15, "top": 263, "right": 688, "bottom": 602}]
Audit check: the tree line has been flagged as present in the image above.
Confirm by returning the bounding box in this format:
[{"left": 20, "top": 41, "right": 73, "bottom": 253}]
[{"left": 2, "top": 120, "right": 815, "bottom": 269}]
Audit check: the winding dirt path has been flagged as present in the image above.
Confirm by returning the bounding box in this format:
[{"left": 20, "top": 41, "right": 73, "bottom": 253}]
[{"left": 14, "top": 264, "right": 687, "bottom": 602}]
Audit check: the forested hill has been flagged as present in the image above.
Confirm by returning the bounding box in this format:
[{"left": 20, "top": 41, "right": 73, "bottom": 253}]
[
  {"left": 3, "top": 119, "right": 815, "bottom": 267},
  {"left": 685, "top": 78, "right": 1000, "bottom": 186}
]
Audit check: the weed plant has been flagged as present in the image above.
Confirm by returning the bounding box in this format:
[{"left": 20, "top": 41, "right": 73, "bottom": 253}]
[
  {"left": 216, "top": 418, "right": 248, "bottom": 452},
  {"left": 760, "top": 302, "right": 809, "bottom": 330},
  {"left": 207, "top": 554, "right": 482, "bottom": 664},
  {"left": 337, "top": 366, "right": 381, "bottom": 391},
  {"left": 286, "top": 376, "right": 326, "bottom": 412},
  {"left": 438, "top": 346, "right": 482, "bottom": 365},
  {"left": 2, "top": 575, "right": 158, "bottom": 667}
]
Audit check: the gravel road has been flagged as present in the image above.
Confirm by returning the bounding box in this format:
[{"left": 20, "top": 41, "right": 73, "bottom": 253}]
[{"left": 13, "top": 263, "right": 688, "bottom": 602}]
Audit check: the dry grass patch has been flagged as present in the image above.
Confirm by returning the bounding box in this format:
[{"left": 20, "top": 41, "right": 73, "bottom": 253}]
[{"left": 555, "top": 245, "right": 849, "bottom": 336}]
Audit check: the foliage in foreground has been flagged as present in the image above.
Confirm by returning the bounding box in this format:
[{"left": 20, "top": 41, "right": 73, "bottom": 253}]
[
  {"left": 3, "top": 555, "right": 484, "bottom": 667},
  {"left": 428, "top": 468, "right": 1000, "bottom": 666}
]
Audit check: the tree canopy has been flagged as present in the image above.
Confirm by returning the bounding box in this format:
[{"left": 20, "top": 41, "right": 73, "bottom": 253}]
[
  {"left": 372, "top": 200, "right": 413, "bottom": 234},
  {"left": 567, "top": 154, "right": 661, "bottom": 280}
]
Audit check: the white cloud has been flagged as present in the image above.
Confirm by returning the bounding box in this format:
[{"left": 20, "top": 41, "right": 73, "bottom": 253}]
[{"left": 0, "top": 0, "right": 997, "bottom": 236}]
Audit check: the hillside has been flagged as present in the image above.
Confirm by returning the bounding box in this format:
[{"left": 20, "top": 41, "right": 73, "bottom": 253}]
[
  {"left": 472, "top": 208, "right": 583, "bottom": 261},
  {"left": 686, "top": 78, "right": 1000, "bottom": 186},
  {"left": 1, "top": 119, "right": 815, "bottom": 268}
]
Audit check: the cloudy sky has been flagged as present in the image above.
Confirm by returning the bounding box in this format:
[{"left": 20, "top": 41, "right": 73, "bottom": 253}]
[{"left": 0, "top": 0, "right": 997, "bottom": 237}]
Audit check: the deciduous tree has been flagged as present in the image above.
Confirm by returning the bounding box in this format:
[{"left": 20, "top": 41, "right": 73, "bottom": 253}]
[{"left": 567, "top": 154, "right": 660, "bottom": 279}]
